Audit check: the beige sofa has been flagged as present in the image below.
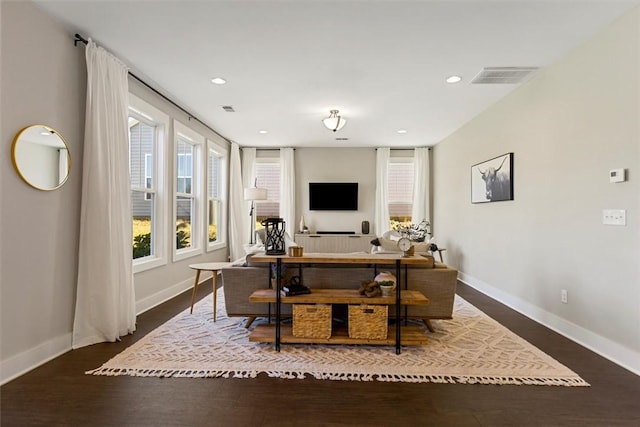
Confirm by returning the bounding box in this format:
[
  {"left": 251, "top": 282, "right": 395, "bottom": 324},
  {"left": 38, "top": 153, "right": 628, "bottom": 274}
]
[{"left": 221, "top": 253, "right": 458, "bottom": 331}]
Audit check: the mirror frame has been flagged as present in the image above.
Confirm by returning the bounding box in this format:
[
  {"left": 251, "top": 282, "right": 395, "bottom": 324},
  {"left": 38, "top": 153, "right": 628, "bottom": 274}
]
[{"left": 11, "top": 125, "right": 72, "bottom": 191}]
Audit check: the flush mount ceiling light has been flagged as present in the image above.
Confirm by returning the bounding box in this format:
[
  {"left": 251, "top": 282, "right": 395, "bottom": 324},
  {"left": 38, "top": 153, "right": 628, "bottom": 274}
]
[
  {"left": 397, "top": 129, "right": 408, "bottom": 134},
  {"left": 258, "top": 130, "right": 268, "bottom": 134},
  {"left": 210, "top": 77, "right": 227, "bottom": 85},
  {"left": 322, "top": 109, "right": 347, "bottom": 132},
  {"left": 446, "top": 75, "right": 462, "bottom": 83}
]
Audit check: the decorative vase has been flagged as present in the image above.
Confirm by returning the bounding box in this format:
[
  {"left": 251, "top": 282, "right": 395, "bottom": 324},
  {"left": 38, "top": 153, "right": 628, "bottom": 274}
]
[
  {"left": 374, "top": 271, "right": 396, "bottom": 286},
  {"left": 299, "top": 216, "right": 305, "bottom": 233}
]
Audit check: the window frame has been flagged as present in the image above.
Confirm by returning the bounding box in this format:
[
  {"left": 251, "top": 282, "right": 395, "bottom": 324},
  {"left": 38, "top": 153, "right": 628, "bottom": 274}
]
[
  {"left": 129, "top": 94, "right": 169, "bottom": 274},
  {"left": 206, "top": 138, "right": 228, "bottom": 252},
  {"left": 172, "top": 120, "right": 204, "bottom": 262}
]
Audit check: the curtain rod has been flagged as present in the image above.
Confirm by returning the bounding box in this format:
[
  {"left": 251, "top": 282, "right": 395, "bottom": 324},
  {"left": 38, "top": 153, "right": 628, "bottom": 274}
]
[{"left": 74, "top": 33, "right": 229, "bottom": 143}]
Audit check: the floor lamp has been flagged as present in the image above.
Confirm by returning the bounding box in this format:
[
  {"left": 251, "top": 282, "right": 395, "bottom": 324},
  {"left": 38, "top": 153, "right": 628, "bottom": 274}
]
[{"left": 244, "top": 182, "right": 268, "bottom": 244}]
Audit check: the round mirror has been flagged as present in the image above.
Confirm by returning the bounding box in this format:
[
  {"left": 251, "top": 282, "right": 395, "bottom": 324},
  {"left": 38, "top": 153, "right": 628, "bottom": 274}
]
[{"left": 11, "top": 125, "right": 71, "bottom": 191}]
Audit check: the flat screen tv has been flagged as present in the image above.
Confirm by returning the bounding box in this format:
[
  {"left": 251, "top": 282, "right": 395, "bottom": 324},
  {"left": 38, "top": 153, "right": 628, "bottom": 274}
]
[{"left": 309, "top": 182, "right": 358, "bottom": 211}]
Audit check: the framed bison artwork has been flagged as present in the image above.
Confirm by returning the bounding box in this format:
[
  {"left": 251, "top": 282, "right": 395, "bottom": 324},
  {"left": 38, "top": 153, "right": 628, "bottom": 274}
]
[{"left": 471, "top": 153, "right": 514, "bottom": 203}]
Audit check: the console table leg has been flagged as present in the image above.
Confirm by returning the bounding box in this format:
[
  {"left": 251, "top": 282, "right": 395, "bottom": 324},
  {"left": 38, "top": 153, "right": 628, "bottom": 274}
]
[
  {"left": 396, "top": 260, "right": 401, "bottom": 354},
  {"left": 275, "top": 259, "right": 281, "bottom": 352}
]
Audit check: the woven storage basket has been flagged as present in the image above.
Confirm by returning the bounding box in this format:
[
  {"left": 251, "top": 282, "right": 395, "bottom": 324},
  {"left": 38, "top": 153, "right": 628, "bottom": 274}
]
[
  {"left": 348, "top": 304, "right": 388, "bottom": 340},
  {"left": 292, "top": 304, "right": 332, "bottom": 339}
]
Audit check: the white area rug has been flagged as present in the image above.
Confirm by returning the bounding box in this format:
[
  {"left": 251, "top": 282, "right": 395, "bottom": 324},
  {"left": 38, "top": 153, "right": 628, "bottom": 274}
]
[{"left": 88, "top": 289, "right": 589, "bottom": 386}]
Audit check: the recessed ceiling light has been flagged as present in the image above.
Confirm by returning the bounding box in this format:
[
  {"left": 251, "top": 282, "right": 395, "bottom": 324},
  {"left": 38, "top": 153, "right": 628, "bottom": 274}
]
[
  {"left": 258, "top": 130, "right": 268, "bottom": 134},
  {"left": 210, "top": 77, "right": 227, "bottom": 85},
  {"left": 446, "top": 75, "right": 462, "bottom": 84},
  {"left": 397, "top": 129, "right": 408, "bottom": 134}
]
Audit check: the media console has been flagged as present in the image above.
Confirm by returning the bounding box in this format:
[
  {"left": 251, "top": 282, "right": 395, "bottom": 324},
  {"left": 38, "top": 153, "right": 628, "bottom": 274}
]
[
  {"left": 295, "top": 233, "right": 374, "bottom": 253},
  {"left": 316, "top": 231, "right": 355, "bottom": 234}
]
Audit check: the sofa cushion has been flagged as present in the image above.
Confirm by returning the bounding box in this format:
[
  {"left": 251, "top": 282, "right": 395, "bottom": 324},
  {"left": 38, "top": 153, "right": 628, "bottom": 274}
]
[{"left": 245, "top": 252, "right": 268, "bottom": 267}]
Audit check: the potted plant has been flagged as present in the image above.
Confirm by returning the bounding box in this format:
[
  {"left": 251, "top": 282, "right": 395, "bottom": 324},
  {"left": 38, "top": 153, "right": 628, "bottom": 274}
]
[{"left": 377, "top": 280, "right": 396, "bottom": 297}]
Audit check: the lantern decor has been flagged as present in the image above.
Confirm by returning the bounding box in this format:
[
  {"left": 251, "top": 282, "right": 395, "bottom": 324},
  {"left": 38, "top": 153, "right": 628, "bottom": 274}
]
[{"left": 261, "top": 218, "right": 286, "bottom": 255}]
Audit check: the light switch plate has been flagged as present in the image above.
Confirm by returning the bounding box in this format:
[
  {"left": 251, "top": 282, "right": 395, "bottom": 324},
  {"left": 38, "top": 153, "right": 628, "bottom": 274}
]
[{"left": 603, "top": 209, "right": 626, "bottom": 226}]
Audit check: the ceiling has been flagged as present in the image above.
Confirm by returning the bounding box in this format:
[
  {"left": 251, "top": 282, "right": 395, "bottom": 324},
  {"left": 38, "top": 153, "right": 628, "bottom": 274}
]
[{"left": 35, "top": 0, "right": 639, "bottom": 148}]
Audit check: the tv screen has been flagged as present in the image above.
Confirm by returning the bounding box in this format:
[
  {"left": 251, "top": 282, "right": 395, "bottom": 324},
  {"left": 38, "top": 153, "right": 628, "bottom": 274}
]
[{"left": 309, "top": 182, "right": 358, "bottom": 211}]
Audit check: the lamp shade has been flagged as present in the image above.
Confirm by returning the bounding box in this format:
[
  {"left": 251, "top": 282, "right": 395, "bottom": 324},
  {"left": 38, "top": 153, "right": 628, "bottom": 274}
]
[
  {"left": 322, "top": 109, "right": 347, "bottom": 132},
  {"left": 244, "top": 187, "right": 268, "bottom": 201}
]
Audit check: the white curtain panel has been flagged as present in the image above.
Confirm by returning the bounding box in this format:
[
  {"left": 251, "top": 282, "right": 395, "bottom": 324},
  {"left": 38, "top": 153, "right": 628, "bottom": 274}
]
[
  {"left": 241, "top": 147, "right": 256, "bottom": 243},
  {"left": 73, "top": 40, "right": 135, "bottom": 349},
  {"left": 411, "top": 147, "right": 431, "bottom": 224},
  {"left": 374, "top": 147, "right": 391, "bottom": 236},
  {"left": 242, "top": 147, "right": 257, "bottom": 188},
  {"left": 228, "top": 143, "right": 247, "bottom": 261},
  {"left": 279, "top": 148, "right": 295, "bottom": 234}
]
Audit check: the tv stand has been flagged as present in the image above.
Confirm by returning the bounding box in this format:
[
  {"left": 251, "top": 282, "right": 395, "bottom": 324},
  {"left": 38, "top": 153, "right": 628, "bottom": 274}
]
[
  {"left": 295, "top": 233, "right": 373, "bottom": 253},
  {"left": 317, "top": 231, "right": 355, "bottom": 235}
]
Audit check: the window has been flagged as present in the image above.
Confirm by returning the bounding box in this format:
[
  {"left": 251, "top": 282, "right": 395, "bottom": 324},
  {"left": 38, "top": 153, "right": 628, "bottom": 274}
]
[
  {"left": 173, "top": 121, "right": 203, "bottom": 261},
  {"left": 176, "top": 152, "right": 192, "bottom": 194},
  {"left": 207, "top": 139, "right": 227, "bottom": 251},
  {"left": 144, "top": 154, "right": 152, "bottom": 200},
  {"left": 254, "top": 158, "right": 280, "bottom": 225},
  {"left": 388, "top": 159, "right": 415, "bottom": 230},
  {"left": 128, "top": 94, "right": 169, "bottom": 272}
]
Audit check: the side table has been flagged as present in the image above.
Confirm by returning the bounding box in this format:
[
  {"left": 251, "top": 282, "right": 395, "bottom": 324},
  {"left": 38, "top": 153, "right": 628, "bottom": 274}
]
[{"left": 188, "top": 262, "right": 232, "bottom": 321}]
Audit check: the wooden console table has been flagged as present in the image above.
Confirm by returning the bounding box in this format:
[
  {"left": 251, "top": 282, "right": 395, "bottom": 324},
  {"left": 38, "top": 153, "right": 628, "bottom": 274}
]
[{"left": 248, "top": 252, "right": 431, "bottom": 354}]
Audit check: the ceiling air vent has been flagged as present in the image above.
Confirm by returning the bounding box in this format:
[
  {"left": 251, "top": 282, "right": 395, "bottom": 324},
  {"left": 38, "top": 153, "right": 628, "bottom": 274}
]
[
  {"left": 335, "top": 137, "right": 349, "bottom": 141},
  {"left": 221, "top": 105, "right": 235, "bottom": 112},
  {"left": 471, "top": 67, "right": 539, "bottom": 84}
]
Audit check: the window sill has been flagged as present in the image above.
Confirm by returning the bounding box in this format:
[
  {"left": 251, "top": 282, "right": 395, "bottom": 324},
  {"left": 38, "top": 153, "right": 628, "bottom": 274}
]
[
  {"left": 173, "top": 247, "right": 203, "bottom": 263},
  {"left": 133, "top": 256, "right": 167, "bottom": 274},
  {"left": 207, "top": 241, "right": 227, "bottom": 252}
]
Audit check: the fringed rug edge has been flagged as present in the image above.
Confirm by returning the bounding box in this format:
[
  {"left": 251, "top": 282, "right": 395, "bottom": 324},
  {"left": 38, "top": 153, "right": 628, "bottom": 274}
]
[{"left": 86, "top": 366, "right": 590, "bottom": 386}]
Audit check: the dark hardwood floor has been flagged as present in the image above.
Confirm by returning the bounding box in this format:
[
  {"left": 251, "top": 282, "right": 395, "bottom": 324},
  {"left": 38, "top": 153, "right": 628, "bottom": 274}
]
[{"left": 2, "top": 281, "right": 639, "bottom": 426}]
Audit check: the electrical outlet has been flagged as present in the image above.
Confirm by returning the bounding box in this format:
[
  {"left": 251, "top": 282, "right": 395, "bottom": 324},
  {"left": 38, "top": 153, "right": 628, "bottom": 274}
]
[
  {"left": 561, "top": 289, "right": 568, "bottom": 304},
  {"left": 603, "top": 209, "right": 626, "bottom": 226}
]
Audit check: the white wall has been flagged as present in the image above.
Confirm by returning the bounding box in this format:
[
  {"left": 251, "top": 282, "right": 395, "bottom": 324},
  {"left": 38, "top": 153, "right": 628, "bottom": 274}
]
[
  {"left": 1, "top": 1, "right": 86, "bottom": 383},
  {"left": 433, "top": 8, "right": 640, "bottom": 374},
  {"left": 0, "top": 2, "right": 231, "bottom": 384},
  {"left": 294, "top": 148, "right": 376, "bottom": 234}
]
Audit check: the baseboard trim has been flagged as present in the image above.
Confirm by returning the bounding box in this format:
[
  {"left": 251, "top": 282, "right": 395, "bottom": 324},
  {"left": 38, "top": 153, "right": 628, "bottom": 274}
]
[
  {"left": 458, "top": 271, "right": 640, "bottom": 377},
  {"left": 2, "top": 276, "right": 211, "bottom": 386},
  {"left": 135, "top": 273, "right": 211, "bottom": 315},
  {"left": 0, "top": 333, "right": 72, "bottom": 386}
]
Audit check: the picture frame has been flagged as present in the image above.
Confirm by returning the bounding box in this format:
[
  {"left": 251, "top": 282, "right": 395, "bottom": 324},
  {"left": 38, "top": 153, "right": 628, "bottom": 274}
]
[{"left": 471, "top": 153, "right": 513, "bottom": 203}]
